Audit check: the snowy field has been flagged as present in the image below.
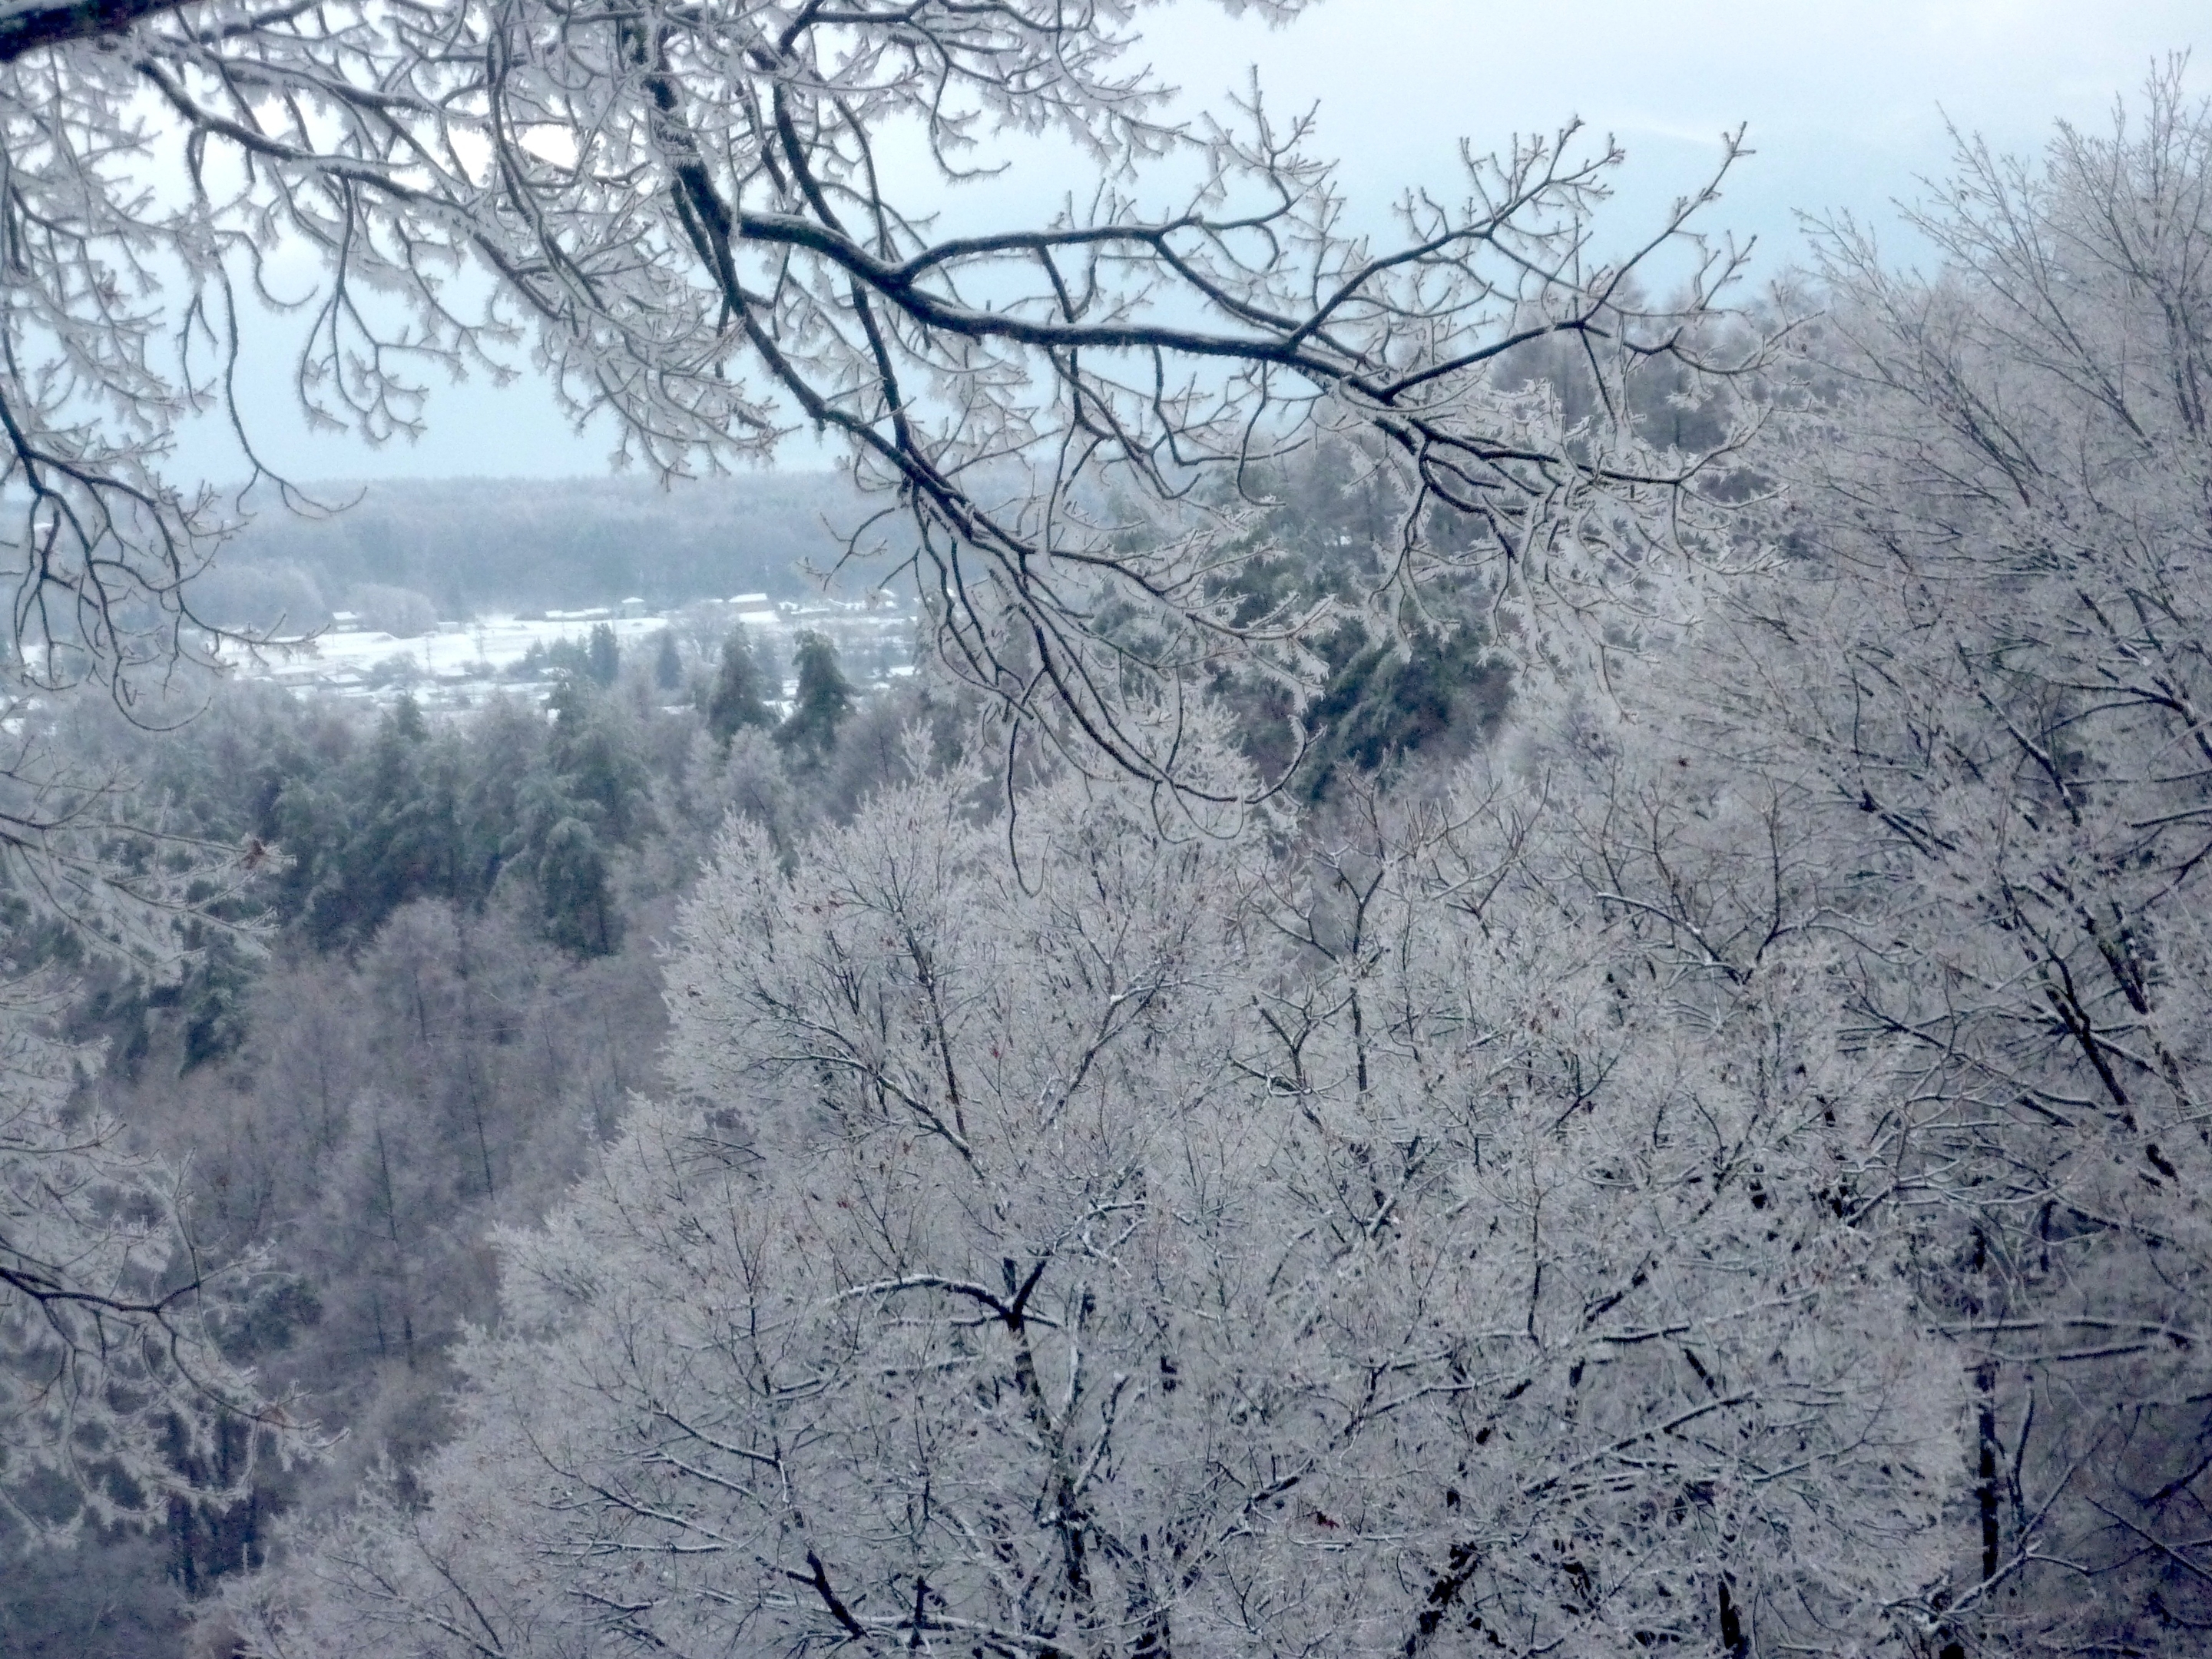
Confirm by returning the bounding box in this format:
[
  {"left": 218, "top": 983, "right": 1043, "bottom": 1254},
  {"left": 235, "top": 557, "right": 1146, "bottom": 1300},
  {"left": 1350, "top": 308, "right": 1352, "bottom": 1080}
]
[
  {"left": 214, "top": 597, "right": 914, "bottom": 716},
  {"left": 244, "top": 611, "right": 733, "bottom": 679}
]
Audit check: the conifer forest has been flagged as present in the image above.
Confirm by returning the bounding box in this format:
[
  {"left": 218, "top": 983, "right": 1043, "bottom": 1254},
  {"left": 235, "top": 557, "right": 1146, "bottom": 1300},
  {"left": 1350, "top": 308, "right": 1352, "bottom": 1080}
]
[{"left": 5, "top": 4, "right": 2212, "bottom": 1654}]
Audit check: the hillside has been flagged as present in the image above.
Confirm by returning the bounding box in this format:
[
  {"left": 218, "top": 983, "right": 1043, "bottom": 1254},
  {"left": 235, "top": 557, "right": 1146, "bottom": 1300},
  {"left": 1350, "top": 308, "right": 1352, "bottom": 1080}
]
[{"left": 194, "top": 472, "right": 890, "bottom": 629}]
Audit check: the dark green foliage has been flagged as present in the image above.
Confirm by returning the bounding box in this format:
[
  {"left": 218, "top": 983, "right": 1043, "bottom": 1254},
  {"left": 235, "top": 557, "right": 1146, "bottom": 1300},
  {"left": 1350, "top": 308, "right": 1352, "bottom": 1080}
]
[
  {"left": 705, "top": 624, "right": 775, "bottom": 745},
  {"left": 177, "top": 937, "right": 257, "bottom": 1070},
  {"left": 532, "top": 816, "right": 621, "bottom": 956},
  {"left": 653, "top": 629, "right": 683, "bottom": 690},
  {"left": 385, "top": 691, "right": 428, "bottom": 744},
  {"left": 121, "top": 674, "right": 666, "bottom": 964},
  {"left": 1296, "top": 620, "right": 1511, "bottom": 800},
  {"left": 510, "top": 680, "right": 651, "bottom": 955},
  {"left": 1164, "top": 432, "right": 1515, "bottom": 791},
  {"left": 285, "top": 697, "right": 471, "bottom": 951},
  {"left": 545, "top": 678, "right": 651, "bottom": 847},
  {"left": 585, "top": 622, "right": 620, "bottom": 687},
  {"left": 774, "top": 631, "right": 853, "bottom": 767},
  {"left": 452, "top": 697, "right": 555, "bottom": 896},
  {"left": 508, "top": 635, "right": 596, "bottom": 681}
]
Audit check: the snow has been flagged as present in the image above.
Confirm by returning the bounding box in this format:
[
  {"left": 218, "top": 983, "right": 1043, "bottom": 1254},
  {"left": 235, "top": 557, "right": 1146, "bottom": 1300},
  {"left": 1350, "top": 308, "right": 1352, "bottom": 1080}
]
[{"left": 237, "top": 612, "right": 671, "bottom": 681}]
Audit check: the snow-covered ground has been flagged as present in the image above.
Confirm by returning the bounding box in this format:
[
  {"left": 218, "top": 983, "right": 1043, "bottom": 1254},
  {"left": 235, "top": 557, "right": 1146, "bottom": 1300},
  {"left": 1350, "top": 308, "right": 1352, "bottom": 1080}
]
[
  {"left": 216, "top": 598, "right": 912, "bottom": 714},
  {"left": 249, "top": 611, "right": 707, "bottom": 678}
]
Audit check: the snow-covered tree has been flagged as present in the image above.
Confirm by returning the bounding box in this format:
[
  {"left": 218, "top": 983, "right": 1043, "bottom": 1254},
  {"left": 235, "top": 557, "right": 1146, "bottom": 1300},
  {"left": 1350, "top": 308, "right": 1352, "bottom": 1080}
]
[
  {"left": 2, "top": 988, "right": 277, "bottom": 1542},
  {"left": 227, "top": 720, "right": 1958, "bottom": 1656},
  {"left": 4, "top": 0, "right": 1774, "bottom": 791},
  {"left": 0, "top": 600, "right": 284, "bottom": 1545},
  {"left": 1672, "top": 64, "right": 2212, "bottom": 1651}
]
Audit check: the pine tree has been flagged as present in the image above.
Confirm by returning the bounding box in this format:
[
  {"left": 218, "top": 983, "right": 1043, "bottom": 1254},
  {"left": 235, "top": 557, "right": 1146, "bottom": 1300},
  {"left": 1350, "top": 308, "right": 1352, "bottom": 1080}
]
[
  {"left": 772, "top": 631, "right": 852, "bottom": 767},
  {"left": 545, "top": 678, "right": 650, "bottom": 846},
  {"left": 704, "top": 626, "right": 774, "bottom": 747},
  {"left": 585, "top": 623, "right": 620, "bottom": 687},
  {"left": 534, "top": 816, "right": 621, "bottom": 957}
]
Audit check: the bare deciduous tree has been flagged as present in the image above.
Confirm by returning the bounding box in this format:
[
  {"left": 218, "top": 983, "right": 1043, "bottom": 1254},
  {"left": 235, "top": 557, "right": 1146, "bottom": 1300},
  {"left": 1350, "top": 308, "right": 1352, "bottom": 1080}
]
[
  {"left": 223, "top": 729, "right": 1955, "bottom": 1657},
  {"left": 6, "top": 0, "right": 1773, "bottom": 793},
  {"left": 1673, "top": 63, "right": 2212, "bottom": 1652}
]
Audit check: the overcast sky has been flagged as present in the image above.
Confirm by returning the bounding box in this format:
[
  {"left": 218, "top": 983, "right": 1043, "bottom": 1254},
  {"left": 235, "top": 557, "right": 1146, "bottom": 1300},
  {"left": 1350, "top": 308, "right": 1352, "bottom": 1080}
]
[{"left": 181, "top": 0, "right": 2204, "bottom": 482}]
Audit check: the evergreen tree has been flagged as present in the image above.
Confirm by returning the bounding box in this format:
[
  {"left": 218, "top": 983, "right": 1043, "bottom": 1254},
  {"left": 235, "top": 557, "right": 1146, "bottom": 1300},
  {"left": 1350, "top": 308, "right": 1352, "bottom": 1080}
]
[
  {"left": 652, "top": 629, "right": 683, "bottom": 690},
  {"left": 773, "top": 631, "right": 853, "bottom": 767},
  {"left": 385, "top": 690, "right": 429, "bottom": 745},
  {"left": 545, "top": 678, "right": 651, "bottom": 846},
  {"left": 704, "top": 625, "right": 774, "bottom": 746},
  {"left": 534, "top": 816, "right": 621, "bottom": 957},
  {"left": 1296, "top": 618, "right": 1510, "bottom": 801},
  {"left": 585, "top": 623, "right": 620, "bottom": 687},
  {"left": 293, "top": 696, "right": 454, "bottom": 951},
  {"left": 455, "top": 697, "right": 551, "bottom": 896}
]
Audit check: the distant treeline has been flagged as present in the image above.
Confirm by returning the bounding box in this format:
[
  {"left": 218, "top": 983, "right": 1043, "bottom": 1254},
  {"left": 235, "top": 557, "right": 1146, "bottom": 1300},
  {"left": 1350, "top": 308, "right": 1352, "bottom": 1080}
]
[{"left": 196, "top": 472, "right": 895, "bottom": 630}]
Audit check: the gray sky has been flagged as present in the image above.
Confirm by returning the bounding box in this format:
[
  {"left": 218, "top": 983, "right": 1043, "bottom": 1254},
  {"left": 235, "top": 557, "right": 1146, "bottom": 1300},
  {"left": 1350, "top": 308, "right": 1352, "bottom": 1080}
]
[{"left": 179, "top": 0, "right": 2204, "bottom": 482}]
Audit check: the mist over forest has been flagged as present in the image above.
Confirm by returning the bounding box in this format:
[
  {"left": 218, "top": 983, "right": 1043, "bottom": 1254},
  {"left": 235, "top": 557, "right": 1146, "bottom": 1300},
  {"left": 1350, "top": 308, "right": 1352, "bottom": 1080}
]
[
  {"left": 6, "top": 4, "right": 2212, "bottom": 1658},
  {"left": 194, "top": 473, "right": 878, "bottom": 632}
]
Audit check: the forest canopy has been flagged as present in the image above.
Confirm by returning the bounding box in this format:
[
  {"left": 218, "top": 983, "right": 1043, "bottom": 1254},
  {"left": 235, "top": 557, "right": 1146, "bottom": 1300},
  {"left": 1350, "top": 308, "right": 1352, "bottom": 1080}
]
[{"left": 4, "top": 2, "right": 2212, "bottom": 1656}]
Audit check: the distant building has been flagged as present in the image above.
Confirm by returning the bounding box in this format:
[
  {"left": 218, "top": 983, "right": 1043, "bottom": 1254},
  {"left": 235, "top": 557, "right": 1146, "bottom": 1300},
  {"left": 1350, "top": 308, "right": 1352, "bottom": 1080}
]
[
  {"left": 329, "top": 611, "right": 363, "bottom": 631},
  {"left": 619, "top": 597, "right": 648, "bottom": 618},
  {"left": 729, "top": 592, "right": 768, "bottom": 608}
]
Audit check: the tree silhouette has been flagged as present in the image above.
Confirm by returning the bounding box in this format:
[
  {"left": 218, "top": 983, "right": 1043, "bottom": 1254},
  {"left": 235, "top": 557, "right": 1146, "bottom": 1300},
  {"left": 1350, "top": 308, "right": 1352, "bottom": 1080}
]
[
  {"left": 773, "top": 632, "right": 853, "bottom": 768},
  {"left": 704, "top": 626, "right": 775, "bottom": 748}
]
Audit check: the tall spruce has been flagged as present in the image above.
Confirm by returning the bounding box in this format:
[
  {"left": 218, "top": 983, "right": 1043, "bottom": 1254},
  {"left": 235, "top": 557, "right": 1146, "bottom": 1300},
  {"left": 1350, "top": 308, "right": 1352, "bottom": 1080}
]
[
  {"left": 704, "top": 626, "right": 774, "bottom": 747},
  {"left": 772, "top": 631, "right": 853, "bottom": 767},
  {"left": 584, "top": 623, "right": 620, "bottom": 687}
]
